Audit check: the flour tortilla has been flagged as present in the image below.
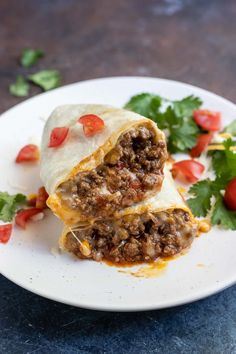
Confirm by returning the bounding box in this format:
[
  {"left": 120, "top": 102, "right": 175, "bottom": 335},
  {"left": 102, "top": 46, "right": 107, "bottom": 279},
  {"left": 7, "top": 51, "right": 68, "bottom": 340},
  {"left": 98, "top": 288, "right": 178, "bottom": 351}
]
[
  {"left": 40, "top": 104, "right": 166, "bottom": 224},
  {"left": 59, "top": 167, "right": 195, "bottom": 250}
]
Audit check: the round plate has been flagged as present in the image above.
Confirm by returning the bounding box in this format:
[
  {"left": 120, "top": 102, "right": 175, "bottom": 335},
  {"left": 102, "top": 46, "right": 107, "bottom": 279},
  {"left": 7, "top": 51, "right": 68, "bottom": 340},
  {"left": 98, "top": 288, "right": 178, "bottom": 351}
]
[{"left": 0, "top": 77, "right": 235, "bottom": 311}]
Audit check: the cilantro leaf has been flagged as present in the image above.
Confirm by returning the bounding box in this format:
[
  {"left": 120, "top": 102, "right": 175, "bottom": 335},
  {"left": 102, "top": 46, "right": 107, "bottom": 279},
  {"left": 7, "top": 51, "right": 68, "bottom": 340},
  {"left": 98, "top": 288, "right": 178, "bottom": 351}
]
[
  {"left": 0, "top": 192, "right": 27, "bottom": 222},
  {"left": 124, "top": 93, "right": 162, "bottom": 118},
  {"left": 188, "top": 179, "right": 236, "bottom": 230},
  {"left": 224, "top": 119, "right": 236, "bottom": 136},
  {"left": 28, "top": 70, "right": 61, "bottom": 91},
  {"left": 9, "top": 76, "right": 29, "bottom": 97},
  {"left": 168, "top": 117, "right": 199, "bottom": 153},
  {"left": 173, "top": 95, "right": 202, "bottom": 118},
  {"left": 211, "top": 138, "right": 236, "bottom": 178},
  {"left": 20, "top": 48, "right": 44, "bottom": 68},
  {"left": 211, "top": 196, "right": 236, "bottom": 230},
  {"left": 187, "top": 180, "right": 213, "bottom": 217}
]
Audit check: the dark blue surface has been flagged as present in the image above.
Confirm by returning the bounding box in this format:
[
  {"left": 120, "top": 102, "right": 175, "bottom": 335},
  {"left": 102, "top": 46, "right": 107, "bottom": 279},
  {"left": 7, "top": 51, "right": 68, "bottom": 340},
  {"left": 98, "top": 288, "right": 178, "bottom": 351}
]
[{"left": 1, "top": 275, "right": 236, "bottom": 354}]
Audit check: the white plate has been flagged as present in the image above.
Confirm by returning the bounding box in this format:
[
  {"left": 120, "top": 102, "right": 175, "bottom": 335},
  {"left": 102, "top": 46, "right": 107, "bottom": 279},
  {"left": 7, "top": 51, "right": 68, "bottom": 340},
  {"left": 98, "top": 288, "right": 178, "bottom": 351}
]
[{"left": 0, "top": 77, "right": 235, "bottom": 312}]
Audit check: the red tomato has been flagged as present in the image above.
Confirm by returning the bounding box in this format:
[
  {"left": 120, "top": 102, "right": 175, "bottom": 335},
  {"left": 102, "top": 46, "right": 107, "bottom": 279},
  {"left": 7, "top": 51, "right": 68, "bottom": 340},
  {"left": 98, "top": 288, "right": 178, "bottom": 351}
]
[
  {"left": 15, "top": 144, "right": 40, "bottom": 163},
  {"left": 224, "top": 177, "right": 236, "bottom": 211},
  {"left": 36, "top": 187, "right": 49, "bottom": 209},
  {"left": 172, "top": 160, "right": 205, "bottom": 184},
  {"left": 78, "top": 114, "right": 105, "bottom": 137},
  {"left": 190, "top": 134, "right": 213, "bottom": 157},
  {"left": 193, "top": 110, "right": 221, "bottom": 131},
  {"left": 0, "top": 224, "right": 12, "bottom": 244},
  {"left": 15, "top": 208, "right": 42, "bottom": 229},
  {"left": 48, "top": 127, "right": 69, "bottom": 147}
]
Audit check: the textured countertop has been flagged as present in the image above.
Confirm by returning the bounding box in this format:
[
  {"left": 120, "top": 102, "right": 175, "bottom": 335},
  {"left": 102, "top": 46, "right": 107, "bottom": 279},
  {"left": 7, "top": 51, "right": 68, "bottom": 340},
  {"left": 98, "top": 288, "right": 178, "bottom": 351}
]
[{"left": 1, "top": 0, "right": 236, "bottom": 353}]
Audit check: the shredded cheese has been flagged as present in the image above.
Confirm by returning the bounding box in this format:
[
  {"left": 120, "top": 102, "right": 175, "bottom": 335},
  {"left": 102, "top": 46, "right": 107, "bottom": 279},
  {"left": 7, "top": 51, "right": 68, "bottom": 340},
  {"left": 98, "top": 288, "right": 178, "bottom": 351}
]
[
  {"left": 69, "top": 228, "right": 91, "bottom": 256},
  {"left": 207, "top": 144, "right": 236, "bottom": 151},
  {"left": 198, "top": 219, "right": 211, "bottom": 233}
]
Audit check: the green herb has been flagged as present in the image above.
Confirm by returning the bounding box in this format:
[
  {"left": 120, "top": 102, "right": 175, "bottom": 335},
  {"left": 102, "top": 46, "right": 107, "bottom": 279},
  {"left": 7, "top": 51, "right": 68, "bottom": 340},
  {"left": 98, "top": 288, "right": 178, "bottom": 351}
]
[
  {"left": 187, "top": 180, "right": 213, "bottom": 217},
  {"left": 9, "top": 76, "right": 29, "bottom": 97},
  {"left": 125, "top": 93, "right": 202, "bottom": 153},
  {"left": 167, "top": 113, "right": 200, "bottom": 153},
  {"left": 188, "top": 139, "right": 236, "bottom": 230},
  {"left": 211, "top": 139, "right": 236, "bottom": 179},
  {"left": 211, "top": 196, "right": 236, "bottom": 230},
  {"left": 173, "top": 95, "right": 202, "bottom": 119},
  {"left": 20, "top": 48, "right": 44, "bottom": 68},
  {"left": 0, "top": 192, "right": 27, "bottom": 222},
  {"left": 224, "top": 119, "right": 236, "bottom": 136},
  {"left": 125, "top": 93, "right": 162, "bottom": 118},
  {"left": 28, "top": 70, "right": 61, "bottom": 91},
  {"left": 188, "top": 178, "right": 236, "bottom": 230}
]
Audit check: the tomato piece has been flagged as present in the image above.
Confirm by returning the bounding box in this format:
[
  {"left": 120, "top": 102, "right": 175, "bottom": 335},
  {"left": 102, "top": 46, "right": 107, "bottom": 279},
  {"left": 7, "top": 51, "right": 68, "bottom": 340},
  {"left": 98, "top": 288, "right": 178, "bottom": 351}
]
[
  {"left": 48, "top": 127, "right": 69, "bottom": 147},
  {"left": 0, "top": 224, "right": 12, "bottom": 244},
  {"left": 15, "top": 208, "right": 42, "bottom": 229},
  {"left": 224, "top": 177, "right": 236, "bottom": 211},
  {"left": 193, "top": 110, "right": 221, "bottom": 131},
  {"left": 172, "top": 160, "right": 205, "bottom": 184},
  {"left": 36, "top": 187, "right": 49, "bottom": 209},
  {"left": 190, "top": 134, "right": 213, "bottom": 157},
  {"left": 78, "top": 114, "right": 105, "bottom": 137},
  {"left": 15, "top": 144, "right": 40, "bottom": 163}
]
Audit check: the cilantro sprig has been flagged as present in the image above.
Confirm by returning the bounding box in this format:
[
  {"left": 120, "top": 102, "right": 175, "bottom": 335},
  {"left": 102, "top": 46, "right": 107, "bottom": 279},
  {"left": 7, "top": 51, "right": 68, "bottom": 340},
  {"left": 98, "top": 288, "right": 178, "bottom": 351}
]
[
  {"left": 0, "top": 192, "right": 27, "bottom": 222},
  {"left": 9, "top": 76, "right": 29, "bottom": 97},
  {"left": 28, "top": 70, "right": 61, "bottom": 91},
  {"left": 125, "top": 93, "right": 202, "bottom": 153},
  {"left": 9, "top": 48, "right": 61, "bottom": 97},
  {"left": 211, "top": 139, "right": 236, "bottom": 178},
  {"left": 187, "top": 139, "right": 236, "bottom": 230},
  {"left": 20, "top": 48, "right": 44, "bottom": 68}
]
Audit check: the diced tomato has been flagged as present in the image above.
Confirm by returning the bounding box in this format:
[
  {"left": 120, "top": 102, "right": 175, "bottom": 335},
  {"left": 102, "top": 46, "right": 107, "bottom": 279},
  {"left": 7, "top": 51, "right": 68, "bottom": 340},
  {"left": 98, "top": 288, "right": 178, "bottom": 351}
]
[
  {"left": 15, "top": 208, "right": 42, "bottom": 229},
  {"left": 15, "top": 144, "right": 40, "bottom": 163},
  {"left": 224, "top": 177, "right": 236, "bottom": 211},
  {"left": 172, "top": 160, "right": 205, "bottom": 184},
  {"left": 78, "top": 114, "right": 105, "bottom": 137},
  {"left": 36, "top": 187, "right": 49, "bottom": 209},
  {"left": 0, "top": 224, "right": 12, "bottom": 244},
  {"left": 193, "top": 110, "right": 221, "bottom": 131},
  {"left": 190, "top": 134, "right": 213, "bottom": 157},
  {"left": 48, "top": 127, "right": 69, "bottom": 147}
]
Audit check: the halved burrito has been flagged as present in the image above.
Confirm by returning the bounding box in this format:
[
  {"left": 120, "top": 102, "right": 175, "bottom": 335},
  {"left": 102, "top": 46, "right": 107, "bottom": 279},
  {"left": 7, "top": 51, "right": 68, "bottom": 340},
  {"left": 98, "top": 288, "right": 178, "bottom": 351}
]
[
  {"left": 40, "top": 104, "right": 167, "bottom": 224},
  {"left": 60, "top": 169, "right": 197, "bottom": 263}
]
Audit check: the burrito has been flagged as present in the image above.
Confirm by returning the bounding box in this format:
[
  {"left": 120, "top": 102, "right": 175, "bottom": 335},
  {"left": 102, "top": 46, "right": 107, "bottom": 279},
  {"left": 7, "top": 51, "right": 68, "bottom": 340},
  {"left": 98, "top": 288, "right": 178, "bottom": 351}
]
[
  {"left": 60, "top": 169, "right": 198, "bottom": 263},
  {"left": 40, "top": 104, "right": 167, "bottom": 224}
]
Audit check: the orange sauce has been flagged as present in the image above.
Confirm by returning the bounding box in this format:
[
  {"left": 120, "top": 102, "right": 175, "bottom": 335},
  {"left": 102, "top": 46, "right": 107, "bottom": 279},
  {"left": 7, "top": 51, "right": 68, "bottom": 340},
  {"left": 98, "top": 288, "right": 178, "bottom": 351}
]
[
  {"left": 103, "top": 259, "right": 145, "bottom": 268},
  {"left": 119, "top": 259, "right": 168, "bottom": 278},
  {"left": 103, "top": 253, "right": 185, "bottom": 278},
  {"left": 197, "top": 263, "right": 205, "bottom": 268}
]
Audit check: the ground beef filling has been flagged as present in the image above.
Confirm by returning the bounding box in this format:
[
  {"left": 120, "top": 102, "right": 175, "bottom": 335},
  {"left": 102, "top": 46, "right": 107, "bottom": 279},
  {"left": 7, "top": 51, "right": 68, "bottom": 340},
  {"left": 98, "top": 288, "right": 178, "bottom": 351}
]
[
  {"left": 58, "top": 125, "right": 167, "bottom": 218},
  {"left": 65, "top": 209, "right": 197, "bottom": 263}
]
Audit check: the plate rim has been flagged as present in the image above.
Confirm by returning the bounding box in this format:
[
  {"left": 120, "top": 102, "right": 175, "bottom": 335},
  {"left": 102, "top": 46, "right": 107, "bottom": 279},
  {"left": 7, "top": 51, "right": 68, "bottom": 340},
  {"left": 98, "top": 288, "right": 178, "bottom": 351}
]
[
  {"left": 1, "top": 75, "right": 236, "bottom": 118},
  {"left": 2, "top": 268, "right": 236, "bottom": 312},
  {"left": 1, "top": 75, "right": 236, "bottom": 312}
]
